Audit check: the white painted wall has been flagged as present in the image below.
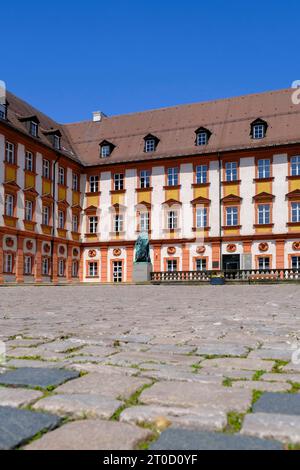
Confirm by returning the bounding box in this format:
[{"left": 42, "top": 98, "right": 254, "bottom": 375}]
[{"left": 240, "top": 156, "right": 255, "bottom": 236}]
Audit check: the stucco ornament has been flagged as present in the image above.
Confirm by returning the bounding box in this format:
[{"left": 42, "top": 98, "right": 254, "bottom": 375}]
[
  {"left": 259, "top": 242, "right": 269, "bottom": 252},
  {"left": 167, "top": 247, "right": 176, "bottom": 255},
  {"left": 292, "top": 241, "right": 300, "bottom": 251},
  {"left": 135, "top": 233, "right": 151, "bottom": 263},
  {"left": 88, "top": 250, "right": 96, "bottom": 258},
  {"left": 113, "top": 248, "right": 122, "bottom": 257},
  {"left": 227, "top": 244, "right": 237, "bottom": 253},
  {"left": 196, "top": 246, "right": 206, "bottom": 254}
]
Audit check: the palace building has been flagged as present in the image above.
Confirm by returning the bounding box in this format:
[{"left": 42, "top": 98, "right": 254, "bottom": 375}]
[{"left": 0, "top": 88, "right": 300, "bottom": 284}]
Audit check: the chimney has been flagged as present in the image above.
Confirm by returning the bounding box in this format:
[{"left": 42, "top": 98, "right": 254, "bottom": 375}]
[{"left": 92, "top": 111, "right": 102, "bottom": 122}]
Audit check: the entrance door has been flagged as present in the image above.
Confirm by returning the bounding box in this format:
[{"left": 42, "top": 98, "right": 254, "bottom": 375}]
[
  {"left": 222, "top": 255, "right": 240, "bottom": 272},
  {"left": 113, "top": 261, "right": 123, "bottom": 283}
]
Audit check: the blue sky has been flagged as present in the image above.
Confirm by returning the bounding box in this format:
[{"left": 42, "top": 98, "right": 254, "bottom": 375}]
[{"left": 2, "top": 0, "right": 299, "bottom": 122}]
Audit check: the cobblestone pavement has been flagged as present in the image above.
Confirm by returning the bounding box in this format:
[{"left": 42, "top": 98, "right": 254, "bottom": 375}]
[{"left": 0, "top": 284, "right": 300, "bottom": 450}]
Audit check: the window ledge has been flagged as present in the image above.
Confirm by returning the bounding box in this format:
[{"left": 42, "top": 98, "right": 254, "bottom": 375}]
[
  {"left": 110, "top": 189, "right": 126, "bottom": 195},
  {"left": 253, "top": 177, "right": 274, "bottom": 183},
  {"left": 192, "top": 183, "right": 210, "bottom": 188},
  {"left": 287, "top": 222, "right": 300, "bottom": 227},
  {"left": 192, "top": 227, "right": 211, "bottom": 232},
  {"left": 222, "top": 225, "right": 242, "bottom": 230},
  {"left": 163, "top": 185, "right": 181, "bottom": 190},
  {"left": 221, "top": 180, "right": 241, "bottom": 186},
  {"left": 86, "top": 191, "right": 101, "bottom": 196},
  {"left": 4, "top": 162, "right": 19, "bottom": 169},
  {"left": 253, "top": 223, "right": 274, "bottom": 228},
  {"left": 287, "top": 175, "right": 300, "bottom": 181},
  {"left": 136, "top": 187, "right": 153, "bottom": 192}
]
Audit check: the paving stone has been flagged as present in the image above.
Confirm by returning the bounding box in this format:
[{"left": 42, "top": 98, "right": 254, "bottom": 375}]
[
  {"left": 241, "top": 412, "right": 300, "bottom": 444},
  {"left": 200, "top": 358, "right": 275, "bottom": 371},
  {"left": 42, "top": 339, "right": 87, "bottom": 353},
  {"left": 6, "top": 339, "right": 47, "bottom": 349},
  {"left": 150, "top": 428, "right": 283, "bottom": 450},
  {"left": 140, "top": 382, "right": 253, "bottom": 413},
  {"left": 261, "top": 373, "right": 300, "bottom": 383},
  {"left": 106, "top": 352, "right": 198, "bottom": 367},
  {"left": 69, "top": 363, "right": 139, "bottom": 376},
  {"left": 32, "top": 394, "right": 121, "bottom": 419},
  {"left": 196, "top": 344, "right": 248, "bottom": 357},
  {"left": 282, "top": 363, "right": 300, "bottom": 374},
  {"left": 147, "top": 344, "right": 196, "bottom": 355},
  {"left": 73, "top": 345, "right": 116, "bottom": 357},
  {"left": 7, "top": 347, "right": 67, "bottom": 362},
  {"left": 65, "top": 355, "right": 106, "bottom": 363},
  {"left": 55, "top": 373, "right": 151, "bottom": 400},
  {"left": 0, "top": 367, "right": 80, "bottom": 389},
  {"left": 200, "top": 368, "right": 255, "bottom": 380},
  {"left": 140, "top": 369, "right": 223, "bottom": 384},
  {"left": 248, "top": 349, "right": 295, "bottom": 361},
  {"left": 120, "top": 405, "right": 227, "bottom": 431},
  {"left": 24, "top": 419, "right": 153, "bottom": 450},
  {"left": 0, "top": 387, "right": 43, "bottom": 407},
  {"left": 0, "top": 406, "right": 61, "bottom": 450},
  {"left": 231, "top": 381, "right": 292, "bottom": 392},
  {"left": 253, "top": 393, "right": 300, "bottom": 416},
  {"left": 6, "top": 359, "right": 68, "bottom": 369}
]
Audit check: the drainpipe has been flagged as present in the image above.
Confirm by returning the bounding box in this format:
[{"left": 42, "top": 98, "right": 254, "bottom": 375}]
[
  {"left": 218, "top": 151, "right": 222, "bottom": 270},
  {"left": 51, "top": 155, "right": 60, "bottom": 281}
]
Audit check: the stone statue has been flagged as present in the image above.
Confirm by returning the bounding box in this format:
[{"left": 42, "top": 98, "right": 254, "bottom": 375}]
[{"left": 135, "top": 233, "right": 151, "bottom": 263}]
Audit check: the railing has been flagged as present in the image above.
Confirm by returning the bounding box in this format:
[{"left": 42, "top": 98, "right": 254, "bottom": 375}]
[{"left": 151, "top": 269, "right": 300, "bottom": 283}]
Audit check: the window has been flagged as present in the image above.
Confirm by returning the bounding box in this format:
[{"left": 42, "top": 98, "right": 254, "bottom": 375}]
[
  {"left": 145, "top": 139, "right": 156, "bottom": 153},
  {"left": 167, "top": 260, "right": 177, "bottom": 272},
  {"left": 24, "top": 256, "right": 32, "bottom": 275},
  {"left": 258, "top": 159, "right": 271, "bottom": 179},
  {"left": 53, "top": 135, "right": 61, "bottom": 150},
  {"left": 5, "top": 194, "right": 14, "bottom": 217},
  {"left": 30, "top": 121, "right": 38, "bottom": 137},
  {"left": 58, "top": 259, "right": 65, "bottom": 277},
  {"left": 113, "top": 261, "right": 122, "bottom": 283},
  {"left": 196, "top": 132, "right": 208, "bottom": 146},
  {"left": 292, "top": 202, "right": 300, "bottom": 223},
  {"left": 226, "top": 207, "right": 238, "bottom": 226},
  {"left": 258, "top": 257, "right": 270, "bottom": 270},
  {"left": 4, "top": 253, "right": 13, "bottom": 273},
  {"left": 101, "top": 145, "right": 111, "bottom": 158},
  {"left": 291, "top": 156, "right": 300, "bottom": 176},
  {"left": 42, "top": 258, "right": 49, "bottom": 276},
  {"left": 72, "top": 260, "right": 79, "bottom": 277},
  {"left": 43, "top": 159, "right": 50, "bottom": 179},
  {"left": 72, "top": 214, "right": 79, "bottom": 233},
  {"left": 196, "top": 259, "right": 207, "bottom": 271},
  {"left": 58, "top": 167, "right": 65, "bottom": 186},
  {"left": 42, "top": 205, "right": 50, "bottom": 226},
  {"left": 58, "top": 210, "right": 65, "bottom": 229},
  {"left": 89, "top": 262, "right": 98, "bottom": 277},
  {"left": 292, "top": 256, "right": 300, "bottom": 270},
  {"left": 167, "top": 167, "right": 179, "bottom": 187},
  {"left": 258, "top": 204, "right": 271, "bottom": 225},
  {"left": 140, "top": 212, "right": 150, "bottom": 232},
  {"left": 0, "top": 102, "right": 6, "bottom": 119},
  {"left": 196, "top": 207, "right": 207, "bottom": 228},
  {"left": 72, "top": 173, "right": 79, "bottom": 191},
  {"left": 114, "top": 214, "right": 124, "bottom": 233},
  {"left": 89, "top": 216, "right": 98, "bottom": 234},
  {"left": 253, "top": 124, "right": 265, "bottom": 139},
  {"left": 196, "top": 165, "right": 208, "bottom": 184},
  {"left": 25, "top": 151, "right": 34, "bottom": 172},
  {"left": 114, "top": 173, "right": 124, "bottom": 191},
  {"left": 140, "top": 170, "right": 151, "bottom": 188},
  {"left": 90, "top": 175, "right": 99, "bottom": 193},
  {"left": 167, "top": 210, "right": 178, "bottom": 230},
  {"left": 25, "top": 200, "right": 33, "bottom": 221},
  {"left": 225, "top": 162, "right": 238, "bottom": 182},
  {"left": 5, "top": 141, "right": 15, "bottom": 164}
]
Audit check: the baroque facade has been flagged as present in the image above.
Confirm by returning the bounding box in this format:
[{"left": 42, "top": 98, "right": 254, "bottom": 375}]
[{"left": 0, "top": 88, "right": 300, "bottom": 284}]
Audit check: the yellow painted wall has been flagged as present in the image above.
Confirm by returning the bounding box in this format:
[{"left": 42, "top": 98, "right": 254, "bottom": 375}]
[
  {"left": 165, "top": 189, "right": 179, "bottom": 201},
  {"left": 43, "top": 180, "right": 51, "bottom": 195},
  {"left": 5, "top": 166, "right": 16, "bottom": 182},
  {"left": 137, "top": 190, "right": 151, "bottom": 204},
  {"left": 111, "top": 193, "right": 124, "bottom": 205},
  {"left": 87, "top": 195, "right": 99, "bottom": 207},
  {"left": 58, "top": 187, "right": 67, "bottom": 201},
  {"left": 194, "top": 187, "right": 208, "bottom": 199},
  {"left": 256, "top": 181, "right": 271, "bottom": 194},
  {"left": 72, "top": 191, "right": 80, "bottom": 206},
  {"left": 224, "top": 184, "right": 239, "bottom": 197},
  {"left": 25, "top": 173, "right": 35, "bottom": 189},
  {"left": 290, "top": 180, "right": 300, "bottom": 191}
]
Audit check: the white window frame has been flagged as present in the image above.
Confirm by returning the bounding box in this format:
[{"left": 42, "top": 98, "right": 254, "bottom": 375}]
[
  {"left": 101, "top": 145, "right": 111, "bottom": 158},
  {"left": 89, "top": 175, "right": 99, "bottom": 193},
  {"left": 42, "top": 257, "right": 49, "bottom": 276},
  {"left": 258, "top": 257, "right": 270, "bottom": 270},
  {"left": 226, "top": 206, "right": 238, "bottom": 226},
  {"left": 58, "top": 210, "right": 65, "bottom": 229},
  {"left": 72, "top": 173, "right": 79, "bottom": 191},
  {"left": 25, "top": 151, "right": 34, "bottom": 172},
  {"left": 114, "top": 173, "right": 124, "bottom": 191},
  {"left": 292, "top": 256, "right": 300, "bottom": 270},
  {"left": 5, "top": 194, "right": 14, "bottom": 217},
  {"left": 89, "top": 262, "right": 98, "bottom": 277},
  {"left": 72, "top": 260, "right": 79, "bottom": 278},
  {"left": 114, "top": 214, "right": 124, "bottom": 233},
  {"left": 58, "top": 259, "right": 65, "bottom": 277},
  {"left": 30, "top": 121, "right": 38, "bottom": 137},
  {"left": 167, "top": 167, "right": 179, "bottom": 187},
  {"left": 89, "top": 216, "right": 98, "bottom": 234},
  {"left": 258, "top": 159, "right": 271, "bottom": 179},
  {"left": 225, "top": 162, "right": 238, "bottom": 182},
  {"left": 258, "top": 204, "right": 270, "bottom": 225},
  {"left": 196, "top": 258, "right": 207, "bottom": 271},
  {"left": 53, "top": 135, "right": 61, "bottom": 150},
  {"left": 113, "top": 261, "right": 123, "bottom": 283},
  {"left": 253, "top": 124, "right": 265, "bottom": 140},
  {"left": 140, "top": 212, "right": 150, "bottom": 232},
  {"left": 197, "top": 132, "right": 208, "bottom": 146},
  {"left": 145, "top": 139, "right": 156, "bottom": 153},
  {"left": 167, "top": 260, "right": 177, "bottom": 272},
  {"left": 25, "top": 200, "right": 33, "bottom": 221},
  {"left": 42, "top": 205, "right": 50, "bottom": 226},
  {"left": 43, "top": 159, "right": 50, "bottom": 179},
  {"left": 5, "top": 141, "right": 15, "bottom": 164},
  {"left": 140, "top": 170, "right": 151, "bottom": 188},
  {"left": 291, "top": 156, "right": 300, "bottom": 177},
  {"left": 24, "top": 255, "right": 32, "bottom": 275},
  {"left": 167, "top": 210, "right": 178, "bottom": 230},
  {"left": 4, "top": 253, "right": 13, "bottom": 273},
  {"left": 196, "top": 207, "right": 207, "bottom": 228},
  {"left": 196, "top": 165, "right": 208, "bottom": 184},
  {"left": 72, "top": 214, "right": 79, "bottom": 233},
  {"left": 292, "top": 202, "right": 300, "bottom": 223},
  {"left": 58, "top": 167, "right": 65, "bottom": 186}
]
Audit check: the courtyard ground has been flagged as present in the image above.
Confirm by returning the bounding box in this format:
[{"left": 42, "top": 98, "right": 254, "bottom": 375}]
[{"left": 0, "top": 284, "right": 300, "bottom": 450}]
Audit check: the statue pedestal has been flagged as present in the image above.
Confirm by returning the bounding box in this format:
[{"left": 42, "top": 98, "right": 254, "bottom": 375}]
[{"left": 132, "top": 262, "right": 153, "bottom": 283}]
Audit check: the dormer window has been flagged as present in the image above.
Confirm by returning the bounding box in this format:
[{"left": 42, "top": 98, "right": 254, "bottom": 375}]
[
  {"left": 251, "top": 119, "right": 268, "bottom": 140},
  {"left": 99, "top": 140, "right": 115, "bottom": 158},
  {"left": 19, "top": 115, "right": 40, "bottom": 138},
  {"left": 53, "top": 134, "right": 61, "bottom": 150},
  {"left": 0, "top": 101, "right": 7, "bottom": 120},
  {"left": 195, "top": 127, "right": 211, "bottom": 146},
  {"left": 44, "top": 129, "right": 62, "bottom": 150},
  {"left": 144, "top": 134, "right": 159, "bottom": 153}
]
